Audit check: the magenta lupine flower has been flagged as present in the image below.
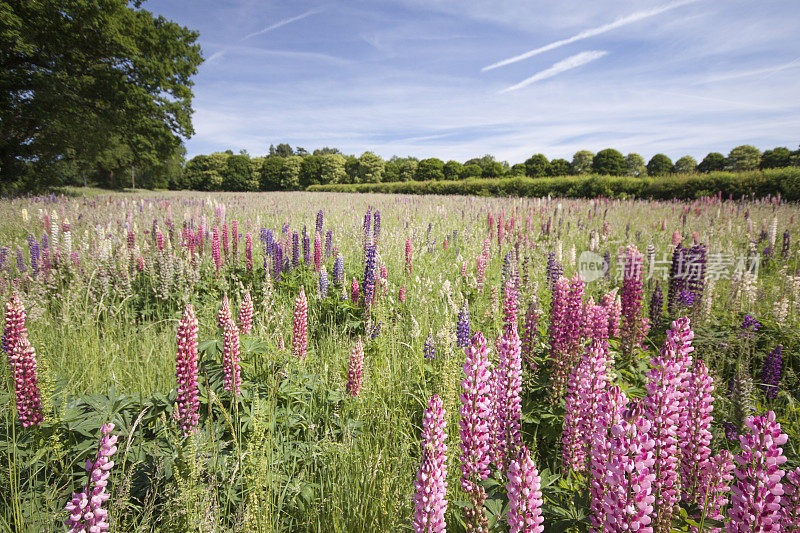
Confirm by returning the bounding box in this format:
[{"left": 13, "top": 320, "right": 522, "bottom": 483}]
[
  {"left": 4, "top": 292, "right": 26, "bottom": 354},
  {"left": 293, "top": 287, "right": 308, "bottom": 359},
  {"left": 413, "top": 394, "right": 448, "bottom": 533},
  {"left": 212, "top": 227, "right": 222, "bottom": 274},
  {"left": 245, "top": 231, "right": 253, "bottom": 272},
  {"left": 238, "top": 291, "right": 253, "bottom": 335},
  {"left": 346, "top": 336, "right": 364, "bottom": 396},
  {"left": 602, "top": 411, "right": 656, "bottom": 531},
  {"left": 562, "top": 306, "right": 609, "bottom": 473},
  {"left": 520, "top": 300, "right": 539, "bottom": 370},
  {"left": 620, "top": 245, "right": 649, "bottom": 356},
  {"left": 782, "top": 467, "right": 800, "bottom": 528},
  {"left": 459, "top": 332, "right": 492, "bottom": 492},
  {"left": 64, "top": 423, "right": 118, "bottom": 532},
  {"left": 231, "top": 219, "right": 239, "bottom": 265},
  {"left": 680, "top": 359, "right": 715, "bottom": 505},
  {"left": 217, "top": 294, "right": 232, "bottom": 329},
  {"left": 175, "top": 304, "right": 200, "bottom": 435},
  {"left": 549, "top": 275, "right": 583, "bottom": 398},
  {"left": 493, "top": 326, "right": 522, "bottom": 470},
  {"left": 399, "top": 284, "right": 406, "bottom": 303},
  {"left": 476, "top": 254, "right": 487, "bottom": 291},
  {"left": 588, "top": 385, "right": 628, "bottom": 531},
  {"left": 502, "top": 278, "right": 518, "bottom": 333},
  {"left": 565, "top": 273, "right": 585, "bottom": 349},
  {"left": 726, "top": 411, "right": 788, "bottom": 532},
  {"left": 700, "top": 450, "right": 735, "bottom": 527},
  {"left": 314, "top": 232, "right": 322, "bottom": 272},
  {"left": 222, "top": 319, "right": 241, "bottom": 395},
  {"left": 222, "top": 222, "right": 229, "bottom": 259},
  {"left": 5, "top": 294, "right": 43, "bottom": 427},
  {"left": 350, "top": 277, "right": 360, "bottom": 303},
  {"left": 506, "top": 445, "right": 545, "bottom": 533},
  {"left": 405, "top": 237, "right": 413, "bottom": 275},
  {"left": 643, "top": 329, "right": 686, "bottom": 524},
  {"left": 672, "top": 230, "right": 682, "bottom": 247},
  {"left": 601, "top": 289, "right": 621, "bottom": 338}
]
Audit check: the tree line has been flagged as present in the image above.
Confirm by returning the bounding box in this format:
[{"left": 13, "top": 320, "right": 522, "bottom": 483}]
[{"left": 170, "top": 143, "right": 800, "bottom": 192}]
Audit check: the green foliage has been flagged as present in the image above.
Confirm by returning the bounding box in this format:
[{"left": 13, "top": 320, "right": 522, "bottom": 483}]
[
  {"left": 625, "top": 153, "right": 647, "bottom": 177},
  {"left": 760, "top": 147, "right": 791, "bottom": 169},
  {"left": 728, "top": 145, "right": 761, "bottom": 171},
  {"left": 571, "top": 150, "right": 594, "bottom": 175},
  {"left": 481, "top": 161, "right": 505, "bottom": 178},
  {"left": 461, "top": 164, "right": 482, "bottom": 179},
  {"left": 546, "top": 158, "right": 571, "bottom": 177},
  {"left": 0, "top": 0, "right": 202, "bottom": 191},
  {"left": 299, "top": 155, "right": 324, "bottom": 188},
  {"left": 415, "top": 158, "right": 445, "bottom": 181},
  {"left": 280, "top": 155, "right": 303, "bottom": 190},
  {"left": 647, "top": 153, "right": 674, "bottom": 176},
  {"left": 443, "top": 160, "right": 463, "bottom": 180},
  {"left": 592, "top": 148, "right": 626, "bottom": 176},
  {"left": 224, "top": 154, "right": 255, "bottom": 191},
  {"left": 674, "top": 155, "right": 698, "bottom": 174},
  {"left": 357, "top": 152, "right": 384, "bottom": 183},
  {"left": 260, "top": 156, "right": 284, "bottom": 191},
  {"left": 318, "top": 153, "right": 347, "bottom": 185},
  {"left": 524, "top": 154, "right": 549, "bottom": 177},
  {"left": 308, "top": 167, "right": 800, "bottom": 201},
  {"left": 698, "top": 152, "right": 726, "bottom": 173}
]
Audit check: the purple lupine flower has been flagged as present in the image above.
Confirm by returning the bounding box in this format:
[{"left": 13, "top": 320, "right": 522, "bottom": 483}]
[
  {"left": 370, "top": 320, "right": 381, "bottom": 340},
  {"left": 272, "top": 242, "right": 283, "bottom": 280},
  {"left": 649, "top": 282, "right": 663, "bottom": 328},
  {"left": 291, "top": 231, "right": 300, "bottom": 269},
  {"left": 545, "top": 252, "right": 562, "bottom": 290},
  {"left": 363, "top": 243, "right": 376, "bottom": 306},
  {"left": 677, "top": 289, "right": 695, "bottom": 309},
  {"left": 506, "top": 445, "right": 545, "bottom": 533},
  {"left": 302, "top": 227, "right": 310, "bottom": 265},
  {"left": 373, "top": 210, "right": 381, "bottom": 246},
  {"left": 424, "top": 333, "right": 435, "bottom": 359},
  {"left": 413, "top": 395, "right": 448, "bottom": 533},
  {"left": 64, "top": 423, "right": 118, "bottom": 532},
  {"left": 16, "top": 248, "right": 25, "bottom": 273},
  {"left": 782, "top": 230, "right": 791, "bottom": 259},
  {"left": 333, "top": 253, "right": 344, "bottom": 286},
  {"left": 502, "top": 278, "right": 518, "bottom": 334},
  {"left": 760, "top": 344, "right": 782, "bottom": 400},
  {"left": 325, "top": 229, "right": 333, "bottom": 260},
  {"left": 456, "top": 304, "right": 470, "bottom": 349},
  {"left": 783, "top": 467, "right": 800, "bottom": 527},
  {"left": 726, "top": 411, "right": 787, "bottom": 531},
  {"left": 316, "top": 209, "right": 324, "bottom": 235}
]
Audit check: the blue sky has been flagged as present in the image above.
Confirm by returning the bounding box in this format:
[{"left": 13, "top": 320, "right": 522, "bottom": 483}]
[{"left": 145, "top": 0, "right": 800, "bottom": 164}]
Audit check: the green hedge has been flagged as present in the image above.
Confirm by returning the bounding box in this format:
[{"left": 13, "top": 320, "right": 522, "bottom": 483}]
[{"left": 307, "top": 168, "right": 800, "bottom": 201}]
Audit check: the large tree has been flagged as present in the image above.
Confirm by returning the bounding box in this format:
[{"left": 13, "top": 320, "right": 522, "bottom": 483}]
[
  {"left": 524, "top": 154, "right": 549, "bottom": 177},
  {"left": 647, "top": 154, "right": 674, "bottom": 176},
  {"left": 416, "top": 158, "right": 445, "bottom": 181},
  {"left": 673, "top": 155, "right": 698, "bottom": 174},
  {"left": 592, "top": 148, "right": 626, "bottom": 176},
  {"left": 727, "top": 145, "right": 761, "bottom": 171},
  {"left": 697, "top": 152, "right": 726, "bottom": 173},
  {"left": 571, "top": 150, "right": 594, "bottom": 175},
  {"left": 0, "top": 0, "right": 203, "bottom": 190},
  {"left": 760, "top": 147, "right": 791, "bottom": 169},
  {"left": 624, "top": 153, "right": 646, "bottom": 177}
]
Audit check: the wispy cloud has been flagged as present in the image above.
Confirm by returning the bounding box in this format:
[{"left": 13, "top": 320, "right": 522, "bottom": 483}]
[
  {"left": 242, "top": 8, "right": 324, "bottom": 41},
  {"left": 482, "top": 0, "right": 700, "bottom": 71},
  {"left": 699, "top": 57, "right": 800, "bottom": 84},
  {"left": 498, "top": 51, "right": 608, "bottom": 93}
]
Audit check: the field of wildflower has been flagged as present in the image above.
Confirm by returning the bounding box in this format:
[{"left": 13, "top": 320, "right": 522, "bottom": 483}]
[{"left": 0, "top": 190, "right": 798, "bottom": 532}]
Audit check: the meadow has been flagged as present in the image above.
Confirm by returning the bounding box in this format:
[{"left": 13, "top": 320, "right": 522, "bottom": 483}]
[{"left": 0, "top": 190, "right": 798, "bottom": 532}]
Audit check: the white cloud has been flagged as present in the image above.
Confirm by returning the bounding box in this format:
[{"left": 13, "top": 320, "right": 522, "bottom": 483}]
[
  {"left": 242, "top": 8, "right": 324, "bottom": 40},
  {"left": 482, "top": 0, "right": 701, "bottom": 71},
  {"left": 498, "top": 51, "right": 608, "bottom": 93}
]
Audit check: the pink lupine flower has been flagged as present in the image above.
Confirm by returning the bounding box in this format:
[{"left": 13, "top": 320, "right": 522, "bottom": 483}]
[
  {"left": 506, "top": 445, "right": 545, "bottom": 533},
  {"left": 350, "top": 277, "right": 360, "bottom": 303},
  {"left": 620, "top": 245, "right": 649, "bottom": 356},
  {"left": 588, "top": 385, "right": 628, "bottom": 531},
  {"left": 346, "top": 336, "right": 364, "bottom": 396},
  {"left": 726, "top": 411, "right": 787, "bottom": 532},
  {"left": 564, "top": 274, "right": 585, "bottom": 353},
  {"left": 175, "top": 304, "right": 199, "bottom": 435},
  {"left": 460, "top": 260, "right": 468, "bottom": 278},
  {"left": 413, "top": 395, "right": 448, "bottom": 533},
  {"left": 293, "top": 287, "right": 308, "bottom": 359},
  {"left": 4, "top": 292, "right": 26, "bottom": 354},
  {"left": 222, "top": 222, "right": 229, "bottom": 258},
  {"left": 601, "top": 289, "right": 621, "bottom": 339},
  {"left": 672, "top": 230, "right": 682, "bottom": 247},
  {"left": 493, "top": 326, "right": 522, "bottom": 470},
  {"left": 212, "top": 227, "right": 222, "bottom": 273},
  {"left": 602, "top": 409, "right": 656, "bottom": 531},
  {"left": 459, "top": 332, "right": 492, "bottom": 492},
  {"left": 549, "top": 275, "right": 583, "bottom": 398},
  {"left": 9, "top": 335, "right": 44, "bottom": 427},
  {"left": 64, "top": 423, "right": 118, "bottom": 532},
  {"left": 245, "top": 231, "right": 253, "bottom": 271},
  {"left": 502, "top": 278, "right": 518, "bottom": 333},
  {"left": 217, "top": 294, "right": 232, "bottom": 329},
  {"left": 405, "top": 237, "right": 413, "bottom": 275},
  {"left": 782, "top": 467, "right": 800, "bottom": 528},
  {"left": 231, "top": 219, "right": 239, "bottom": 264},
  {"left": 680, "top": 359, "right": 715, "bottom": 505},
  {"left": 137, "top": 255, "right": 144, "bottom": 272},
  {"left": 222, "top": 319, "right": 241, "bottom": 395},
  {"left": 399, "top": 285, "right": 406, "bottom": 303},
  {"left": 238, "top": 291, "right": 253, "bottom": 335},
  {"left": 562, "top": 306, "right": 609, "bottom": 473},
  {"left": 476, "top": 254, "right": 487, "bottom": 291},
  {"left": 314, "top": 232, "right": 322, "bottom": 272},
  {"left": 699, "top": 450, "right": 734, "bottom": 527}
]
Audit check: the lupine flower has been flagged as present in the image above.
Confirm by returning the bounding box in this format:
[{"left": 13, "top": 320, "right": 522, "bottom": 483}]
[
  {"left": 520, "top": 300, "right": 539, "bottom": 369},
  {"left": 760, "top": 344, "right": 782, "bottom": 400},
  {"left": 64, "top": 423, "right": 118, "bottom": 533},
  {"left": 292, "top": 231, "right": 300, "bottom": 269},
  {"left": 782, "top": 467, "right": 800, "bottom": 528},
  {"left": 212, "top": 227, "right": 222, "bottom": 273},
  {"left": 459, "top": 332, "right": 492, "bottom": 492},
  {"left": 333, "top": 253, "right": 344, "bottom": 285},
  {"left": 4, "top": 292, "right": 26, "bottom": 354},
  {"left": 680, "top": 360, "right": 715, "bottom": 506},
  {"left": 502, "top": 278, "right": 518, "bottom": 333},
  {"left": 245, "top": 231, "right": 253, "bottom": 271},
  {"left": 781, "top": 229, "right": 791, "bottom": 259},
  {"left": 726, "top": 411, "right": 787, "bottom": 531},
  {"left": 363, "top": 244, "right": 376, "bottom": 306},
  {"left": 740, "top": 314, "right": 761, "bottom": 340},
  {"left": 476, "top": 254, "right": 487, "bottom": 291},
  {"left": 506, "top": 446, "right": 545, "bottom": 533},
  {"left": 218, "top": 294, "right": 232, "bottom": 329},
  {"left": 412, "top": 395, "right": 448, "bottom": 533},
  {"left": 373, "top": 210, "right": 381, "bottom": 246},
  {"left": 238, "top": 292, "right": 253, "bottom": 335},
  {"left": 405, "top": 237, "right": 413, "bottom": 275},
  {"left": 222, "top": 319, "right": 241, "bottom": 395},
  {"left": 222, "top": 222, "right": 229, "bottom": 259},
  {"left": 346, "top": 336, "right": 364, "bottom": 396},
  {"left": 175, "top": 304, "right": 200, "bottom": 435},
  {"left": 370, "top": 320, "right": 381, "bottom": 340},
  {"left": 313, "top": 232, "right": 322, "bottom": 272},
  {"left": 9, "top": 335, "right": 44, "bottom": 427},
  {"left": 316, "top": 209, "right": 324, "bottom": 235},
  {"left": 620, "top": 245, "right": 649, "bottom": 356},
  {"left": 302, "top": 228, "right": 310, "bottom": 265},
  {"left": 399, "top": 284, "right": 406, "bottom": 303},
  {"left": 318, "top": 266, "right": 329, "bottom": 298},
  {"left": 649, "top": 282, "right": 663, "bottom": 328},
  {"left": 601, "top": 289, "right": 622, "bottom": 338},
  {"left": 548, "top": 276, "right": 570, "bottom": 396},
  {"left": 292, "top": 287, "right": 309, "bottom": 359},
  {"left": 698, "top": 450, "right": 735, "bottom": 526},
  {"left": 493, "top": 326, "right": 522, "bottom": 470},
  {"left": 588, "top": 384, "right": 628, "bottom": 530},
  {"left": 325, "top": 229, "right": 333, "bottom": 259},
  {"left": 350, "top": 277, "right": 360, "bottom": 303},
  {"left": 545, "top": 252, "right": 562, "bottom": 290},
  {"left": 424, "top": 333, "right": 435, "bottom": 359},
  {"left": 456, "top": 304, "right": 470, "bottom": 349}
]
